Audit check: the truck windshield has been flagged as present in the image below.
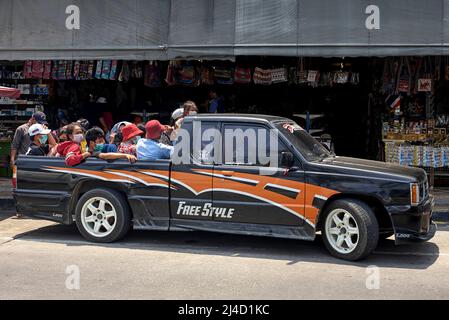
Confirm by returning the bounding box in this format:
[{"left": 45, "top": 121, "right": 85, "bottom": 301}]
[{"left": 275, "top": 121, "right": 331, "bottom": 162}]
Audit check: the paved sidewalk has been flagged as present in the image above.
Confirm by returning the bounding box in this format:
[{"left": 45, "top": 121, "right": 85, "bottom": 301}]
[{"left": 0, "top": 211, "right": 56, "bottom": 245}]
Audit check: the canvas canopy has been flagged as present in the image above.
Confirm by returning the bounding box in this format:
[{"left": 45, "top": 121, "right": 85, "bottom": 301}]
[{"left": 1, "top": 0, "right": 449, "bottom": 60}]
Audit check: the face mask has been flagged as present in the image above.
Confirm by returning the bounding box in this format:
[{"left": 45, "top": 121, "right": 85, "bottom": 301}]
[
  {"left": 38, "top": 135, "right": 48, "bottom": 144},
  {"left": 73, "top": 134, "right": 84, "bottom": 144},
  {"left": 94, "top": 144, "right": 104, "bottom": 152},
  {"left": 133, "top": 136, "right": 141, "bottom": 144}
]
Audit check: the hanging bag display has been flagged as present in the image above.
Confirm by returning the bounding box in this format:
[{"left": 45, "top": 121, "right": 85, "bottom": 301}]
[
  {"left": 165, "top": 61, "right": 177, "bottom": 86},
  {"left": 396, "top": 57, "right": 411, "bottom": 94},
  {"left": 118, "top": 61, "right": 130, "bottom": 82},
  {"left": 31, "top": 60, "right": 44, "bottom": 79},
  {"left": 24, "top": 61, "right": 33, "bottom": 79},
  {"left": 42, "top": 60, "right": 52, "bottom": 80},
  {"left": 144, "top": 61, "right": 161, "bottom": 87},
  {"left": 101, "top": 60, "right": 112, "bottom": 80},
  {"left": 234, "top": 67, "right": 251, "bottom": 84},
  {"left": 177, "top": 63, "right": 195, "bottom": 85},
  {"left": 270, "top": 67, "right": 288, "bottom": 83},
  {"left": 253, "top": 67, "right": 272, "bottom": 85},
  {"left": 213, "top": 67, "right": 234, "bottom": 85},
  {"left": 109, "top": 60, "right": 118, "bottom": 80},
  {"left": 417, "top": 57, "right": 432, "bottom": 92},
  {"left": 95, "top": 60, "right": 103, "bottom": 79},
  {"left": 297, "top": 58, "right": 308, "bottom": 84}
]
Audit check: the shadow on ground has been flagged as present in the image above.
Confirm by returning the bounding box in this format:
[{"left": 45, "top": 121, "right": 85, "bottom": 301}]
[{"left": 15, "top": 222, "right": 442, "bottom": 270}]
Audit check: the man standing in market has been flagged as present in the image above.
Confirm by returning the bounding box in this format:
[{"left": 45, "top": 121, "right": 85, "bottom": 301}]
[
  {"left": 208, "top": 89, "right": 225, "bottom": 113},
  {"left": 10, "top": 111, "right": 48, "bottom": 167}
]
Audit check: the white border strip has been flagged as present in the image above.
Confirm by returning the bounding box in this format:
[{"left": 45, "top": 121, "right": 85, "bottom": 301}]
[{"left": 264, "top": 183, "right": 301, "bottom": 194}]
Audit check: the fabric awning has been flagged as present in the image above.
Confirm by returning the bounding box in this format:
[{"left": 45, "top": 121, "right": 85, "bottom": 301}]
[{"left": 1, "top": 0, "right": 449, "bottom": 60}]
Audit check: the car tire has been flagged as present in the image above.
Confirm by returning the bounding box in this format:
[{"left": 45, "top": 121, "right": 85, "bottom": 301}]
[
  {"left": 75, "top": 188, "right": 131, "bottom": 243},
  {"left": 322, "top": 199, "right": 379, "bottom": 261}
]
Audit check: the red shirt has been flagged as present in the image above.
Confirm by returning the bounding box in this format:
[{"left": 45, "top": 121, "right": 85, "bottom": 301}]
[{"left": 56, "top": 141, "right": 84, "bottom": 166}]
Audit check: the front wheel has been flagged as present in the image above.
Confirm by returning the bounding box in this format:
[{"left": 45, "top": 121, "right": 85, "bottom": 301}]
[
  {"left": 322, "top": 199, "right": 379, "bottom": 261},
  {"left": 75, "top": 188, "right": 131, "bottom": 243}
]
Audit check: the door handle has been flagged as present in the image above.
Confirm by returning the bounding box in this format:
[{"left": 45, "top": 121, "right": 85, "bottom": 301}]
[{"left": 220, "top": 170, "right": 234, "bottom": 177}]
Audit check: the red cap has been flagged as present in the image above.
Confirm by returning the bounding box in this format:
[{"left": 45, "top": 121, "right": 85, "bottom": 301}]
[
  {"left": 145, "top": 120, "right": 166, "bottom": 139},
  {"left": 121, "top": 124, "right": 143, "bottom": 142}
]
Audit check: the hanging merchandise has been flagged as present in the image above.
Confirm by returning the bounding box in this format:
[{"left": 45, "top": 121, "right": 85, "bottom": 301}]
[
  {"left": 51, "top": 60, "right": 59, "bottom": 80},
  {"left": 118, "top": 61, "right": 130, "bottom": 82},
  {"left": 297, "top": 58, "right": 308, "bottom": 84},
  {"left": 396, "top": 57, "right": 411, "bottom": 94},
  {"left": 445, "top": 57, "right": 449, "bottom": 81},
  {"left": 57, "top": 61, "right": 67, "bottom": 80},
  {"left": 144, "top": 61, "right": 162, "bottom": 88},
  {"left": 200, "top": 66, "right": 214, "bottom": 85},
  {"left": 109, "top": 60, "right": 118, "bottom": 80},
  {"left": 65, "top": 61, "right": 73, "bottom": 80},
  {"left": 213, "top": 67, "right": 234, "bottom": 85},
  {"left": 382, "top": 58, "right": 397, "bottom": 94},
  {"left": 31, "top": 60, "right": 44, "bottom": 79},
  {"left": 131, "top": 62, "right": 143, "bottom": 79},
  {"left": 42, "top": 60, "right": 52, "bottom": 80},
  {"left": 177, "top": 63, "right": 195, "bottom": 85},
  {"left": 95, "top": 60, "right": 103, "bottom": 79},
  {"left": 165, "top": 61, "right": 176, "bottom": 86},
  {"left": 434, "top": 56, "right": 441, "bottom": 81},
  {"left": 23, "top": 61, "right": 33, "bottom": 79},
  {"left": 101, "top": 60, "right": 112, "bottom": 80},
  {"left": 333, "top": 71, "right": 349, "bottom": 84},
  {"left": 253, "top": 67, "right": 272, "bottom": 85},
  {"left": 78, "top": 61, "right": 87, "bottom": 80},
  {"left": 307, "top": 70, "right": 320, "bottom": 88},
  {"left": 319, "top": 72, "right": 332, "bottom": 87},
  {"left": 288, "top": 67, "right": 297, "bottom": 85},
  {"left": 270, "top": 68, "right": 288, "bottom": 83},
  {"left": 349, "top": 72, "right": 360, "bottom": 85},
  {"left": 87, "top": 60, "right": 95, "bottom": 79},
  {"left": 234, "top": 67, "right": 251, "bottom": 84},
  {"left": 73, "top": 61, "right": 80, "bottom": 80}
]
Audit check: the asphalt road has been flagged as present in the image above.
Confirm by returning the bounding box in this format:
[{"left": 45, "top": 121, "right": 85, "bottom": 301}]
[{"left": 1, "top": 215, "right": 449, "bottom": 300}]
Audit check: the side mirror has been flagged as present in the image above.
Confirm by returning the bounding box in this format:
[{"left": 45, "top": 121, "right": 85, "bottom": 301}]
[{"left": 281, "top": 151, "right": 295, "bottom": 168}]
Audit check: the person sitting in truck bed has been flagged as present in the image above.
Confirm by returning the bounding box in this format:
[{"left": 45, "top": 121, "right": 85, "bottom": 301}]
[
  {"left": 56, "top": 123, "right": 91, "bottom": 166},
  {"left": 136, "top": 120, "right": 174, "bottom": 161},
  {"left": 85, "top": 127, "right": 137, "bottom": 163},
  {"left": 26, "top": 123, "right": 57, "bottom": 156},
  {"left": 118, "top": 124, "right": 143, "bottom": 156}
]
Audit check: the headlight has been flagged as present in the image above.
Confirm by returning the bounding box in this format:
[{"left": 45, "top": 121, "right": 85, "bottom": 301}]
[{"left": 410, "top": 183, "right": 420, "bottom": 206}]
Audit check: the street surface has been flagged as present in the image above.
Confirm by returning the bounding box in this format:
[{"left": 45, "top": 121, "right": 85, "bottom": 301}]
[{"left": 1, "top": 212, "right": 448, "bottom": 299}]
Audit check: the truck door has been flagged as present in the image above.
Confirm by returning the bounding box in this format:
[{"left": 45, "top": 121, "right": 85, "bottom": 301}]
[
  {"left": 212, "top": 123, "right": 307, "bottom": 227},
  {"left": 169, "top": 120, "right": 221, "bottom": 226}
]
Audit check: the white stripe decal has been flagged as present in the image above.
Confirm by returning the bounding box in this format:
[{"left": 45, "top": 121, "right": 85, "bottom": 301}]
[
  {"left": 140, "top": 171, "right": 201, "bottom": 195},
  {"left": 43, "top": 168, "right": 135, "bottom": 184},
  {"left": 105, "top": 171, "right": 171, "bottom": 189},
  {"left": 314, "top": 195, "right": 328, "bottom": 201},
  {"left": 212, "top": 188, "right": 314, "bottom": 228},
  {"left": 140, "top": 171, "right": 313, "bottom": 227},
  {"left": 194, "top": 171, "right": 259, "bottom": 185},
  {"left": 264, "top": 183, "right": 301, "bottom": 194}
]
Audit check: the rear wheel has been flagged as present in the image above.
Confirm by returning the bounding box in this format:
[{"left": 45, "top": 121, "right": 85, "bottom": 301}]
[
  {"left": 75, "top": 188, "right": 131, "bottom": 243},
  {"left": 322, "top": 199, "right": 379, "bottom": 261}
]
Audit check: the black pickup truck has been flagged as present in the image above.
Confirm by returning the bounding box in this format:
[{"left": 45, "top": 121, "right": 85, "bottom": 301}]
[{"left": 13, "top": 114, "right": 436, "bottom": 260}]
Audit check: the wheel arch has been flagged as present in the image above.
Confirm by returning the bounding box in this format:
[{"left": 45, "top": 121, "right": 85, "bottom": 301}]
[
  {"left": 315, "top": 193, "right": 393, "bottom": 233},
  {"left": 66, "top": 180, "right": 132, "bottom": 223}
]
